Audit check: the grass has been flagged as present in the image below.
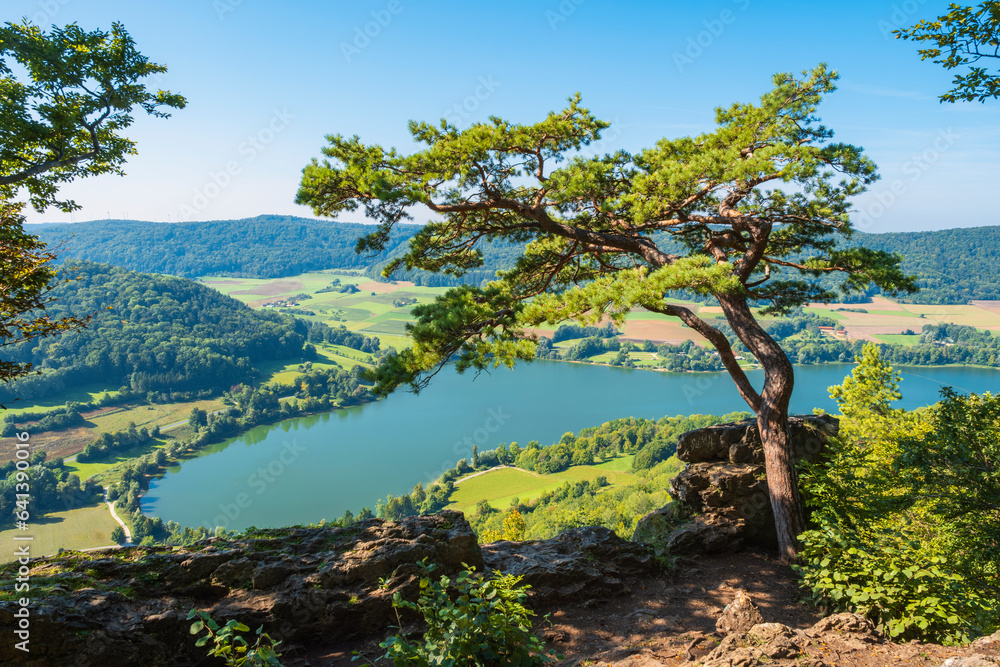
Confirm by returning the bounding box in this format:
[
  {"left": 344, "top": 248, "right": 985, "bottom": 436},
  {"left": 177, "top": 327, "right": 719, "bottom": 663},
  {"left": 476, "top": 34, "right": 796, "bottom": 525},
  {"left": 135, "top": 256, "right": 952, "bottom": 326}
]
[
  {"left": 0, "top": 504, "right": 118, "bottom": 563},
  {"left": 64, "top": 438, "right": 169, "bottom": 480},
  {"left": 874, "top": 334, "right": 922, "bottom": 346},
  {"left": 3, "top": 383, "right": 122, "bottom": 416},
  {"left": 802, "top": 307, "right": 847, "bottom": 321},
  {"left": 360, "top": 319, "right": 413, "bottom": 335},
  {"left": 447, "top": 457, "right": 635, "bottom": 514},
  {"left": 89, "top": 398, "right": 225, "bottom": 434}
]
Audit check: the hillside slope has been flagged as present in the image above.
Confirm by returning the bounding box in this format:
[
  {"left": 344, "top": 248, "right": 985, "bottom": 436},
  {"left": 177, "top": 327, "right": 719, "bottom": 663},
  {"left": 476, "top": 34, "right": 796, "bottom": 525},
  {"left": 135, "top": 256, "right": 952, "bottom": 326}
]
[
  {"left": 32, "top": 215, "right": 420, "bottom": 279},
  {"left": 0, "top": 262, "right": 307, "bottom": 403}
]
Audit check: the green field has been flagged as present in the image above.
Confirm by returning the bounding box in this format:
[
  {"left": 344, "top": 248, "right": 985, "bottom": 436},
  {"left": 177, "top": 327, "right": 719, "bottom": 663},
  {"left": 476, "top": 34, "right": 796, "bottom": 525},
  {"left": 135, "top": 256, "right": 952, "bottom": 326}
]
[
  {"left": 3, "top": 383, "right": 122, "bottom": 416},
  {"left": 447, "top": 456, "right": 635, "bottom": 514},
  {"left": 873, "top": 334, "right": 922, "bottom": 346},
  {"left": 64, "top": 438, "right": 169, "bottom": 480},
  {"left": 0, "top": 504, "right": 118, "bottom": 563}
]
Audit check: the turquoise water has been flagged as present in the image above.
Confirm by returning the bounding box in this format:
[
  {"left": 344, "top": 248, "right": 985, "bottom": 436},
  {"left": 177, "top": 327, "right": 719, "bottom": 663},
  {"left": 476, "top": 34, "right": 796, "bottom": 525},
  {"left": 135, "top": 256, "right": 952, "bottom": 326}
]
[{"left": 140, "top": 361, "right": 1000, "bottom": 531}]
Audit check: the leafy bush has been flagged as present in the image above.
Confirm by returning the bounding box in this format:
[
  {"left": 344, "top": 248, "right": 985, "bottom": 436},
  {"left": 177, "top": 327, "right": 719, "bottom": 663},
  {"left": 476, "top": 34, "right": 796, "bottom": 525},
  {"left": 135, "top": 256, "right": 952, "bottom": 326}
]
[
  {"left": 187, "top": 609, "right": 283, "bottom": 666},
  {"left": 369, "top": 560, "right": 557, "bottom": 665},
  {"left": 481, "top": 509, "right": 526, "bottom": 542},
  {"left": 795, "top": 520, "right": 989, "bottom": 645}
]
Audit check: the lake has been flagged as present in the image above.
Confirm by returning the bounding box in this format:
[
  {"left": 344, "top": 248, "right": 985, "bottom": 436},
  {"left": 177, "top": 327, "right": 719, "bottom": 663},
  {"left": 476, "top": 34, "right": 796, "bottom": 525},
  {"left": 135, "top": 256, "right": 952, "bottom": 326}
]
[{"left": 140, "top": 361, "right": 1000, "bottom": 531}]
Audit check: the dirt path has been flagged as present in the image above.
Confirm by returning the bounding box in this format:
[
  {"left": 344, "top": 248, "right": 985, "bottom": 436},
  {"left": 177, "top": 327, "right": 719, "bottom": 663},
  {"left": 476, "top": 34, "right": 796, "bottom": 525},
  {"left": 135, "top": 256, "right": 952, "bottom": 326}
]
[
  {"left": 315, "top": 548, "right": 1000, "bottom": 666},
  {"left": 105, "top": 487, "right": 133, "bottom": 546},
  {"left": 453, "top": 465, "right": 537, "bottom": 485}
]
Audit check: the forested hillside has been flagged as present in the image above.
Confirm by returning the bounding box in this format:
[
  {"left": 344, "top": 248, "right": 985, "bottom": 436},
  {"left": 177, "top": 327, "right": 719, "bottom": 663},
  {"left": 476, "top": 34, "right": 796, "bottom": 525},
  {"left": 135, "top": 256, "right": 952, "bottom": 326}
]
[
  {"left": 29, "top": 217, "right": 1000, "bottom": 302},
  {"left": 32, "top": 216, "right": 420, "bottom": 279},
  {"left": 0, "top": 262, "right": 307, "bottom": 403},
  {"left": 854, "top": 226, "right": 1000, "bottom": 304}
]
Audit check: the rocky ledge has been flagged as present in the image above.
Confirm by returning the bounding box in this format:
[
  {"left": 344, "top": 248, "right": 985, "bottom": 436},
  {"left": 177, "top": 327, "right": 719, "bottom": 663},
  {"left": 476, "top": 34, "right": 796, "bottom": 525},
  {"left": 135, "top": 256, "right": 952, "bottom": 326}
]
[{"left": 0, "top": 510, "right": 654, "bottom": 666}]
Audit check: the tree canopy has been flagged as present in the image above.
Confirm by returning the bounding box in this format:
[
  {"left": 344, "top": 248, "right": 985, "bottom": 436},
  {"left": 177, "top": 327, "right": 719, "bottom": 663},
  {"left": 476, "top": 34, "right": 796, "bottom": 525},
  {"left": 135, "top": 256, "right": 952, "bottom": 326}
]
[
  {"left": 0, "top": 20, "right": 186, "bottom": 211},
  {"left": 0, "top": 20, "right": 184, "bottom": 394},
  {"left": 895, "top": 1, "right": 1000, "bottom": 102},
  {"left": 297, "top": 65, "right": 916, "bottom": 561}
]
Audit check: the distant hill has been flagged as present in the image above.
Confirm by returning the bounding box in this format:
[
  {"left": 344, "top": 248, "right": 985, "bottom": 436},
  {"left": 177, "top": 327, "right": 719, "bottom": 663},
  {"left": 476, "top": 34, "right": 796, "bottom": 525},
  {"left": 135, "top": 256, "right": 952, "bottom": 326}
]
[
  {"left": 32, "top": 215, "right": 421, "bottom": 279},
  {"left": 30, "top": 216, "right": 1000, "bottom": 304},
  {"left": 852, "top": 226, "right": 1000, "bottom": 304},
  {"left": 0, "top": 262, "right": 307, "bottom": 404}
]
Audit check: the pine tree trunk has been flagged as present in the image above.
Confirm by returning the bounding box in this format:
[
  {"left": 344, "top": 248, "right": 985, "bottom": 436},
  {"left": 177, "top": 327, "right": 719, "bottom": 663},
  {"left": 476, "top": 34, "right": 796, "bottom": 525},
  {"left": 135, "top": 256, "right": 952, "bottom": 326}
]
[{"left": 719, "top": 296, "right": 804, "bottom": 563}]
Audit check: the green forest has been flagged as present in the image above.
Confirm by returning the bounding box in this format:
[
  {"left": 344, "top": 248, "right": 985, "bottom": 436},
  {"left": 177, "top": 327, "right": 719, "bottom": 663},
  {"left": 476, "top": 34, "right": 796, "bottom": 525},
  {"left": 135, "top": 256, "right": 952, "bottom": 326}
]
[
  {"left": 33, "top": 216, "right": 421, "bottom": 279},
  {"left": 0, "top": 262, "right": 308, "bottom": 403}
]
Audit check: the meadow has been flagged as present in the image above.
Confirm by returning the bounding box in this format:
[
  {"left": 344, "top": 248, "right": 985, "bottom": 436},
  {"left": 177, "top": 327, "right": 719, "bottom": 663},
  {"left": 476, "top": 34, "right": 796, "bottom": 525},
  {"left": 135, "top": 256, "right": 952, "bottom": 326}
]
[
  {"left": 0, "top": 504, "right": 117, "bottom": 563},
  {"left": 447, "top": 455, "right": 635, "bottom": 514}
]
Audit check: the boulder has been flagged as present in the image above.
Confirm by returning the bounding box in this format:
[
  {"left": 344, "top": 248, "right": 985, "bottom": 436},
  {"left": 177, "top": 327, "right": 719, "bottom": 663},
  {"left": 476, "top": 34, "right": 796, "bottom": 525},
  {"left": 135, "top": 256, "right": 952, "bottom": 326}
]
[
  {"left": 636, "top": 414, "right": 838, "bottom": 555},
  {"left": 716, "top": 589, "right": 766, "bottom": 636},
  {"left": 940, "top": 657, "right": 1000, "bottom": 667}
]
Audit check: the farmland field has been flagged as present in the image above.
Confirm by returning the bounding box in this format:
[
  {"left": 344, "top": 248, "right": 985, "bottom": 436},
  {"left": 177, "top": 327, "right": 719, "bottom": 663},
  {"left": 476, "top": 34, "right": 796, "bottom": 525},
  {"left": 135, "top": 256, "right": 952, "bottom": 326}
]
[
  {"left": 0, "top": 505, "right": 118, "bottom": 563},
  {"left": 447, "top": 456, "right": 635, "bottom": 514}
]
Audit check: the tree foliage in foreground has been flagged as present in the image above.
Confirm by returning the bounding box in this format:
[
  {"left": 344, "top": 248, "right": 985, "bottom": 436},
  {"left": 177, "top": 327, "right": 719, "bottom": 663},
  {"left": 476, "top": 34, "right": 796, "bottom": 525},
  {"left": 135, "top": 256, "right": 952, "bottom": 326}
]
[
  {"left": 798, "top": 344, "right": 998, "bottom": 644},
  {"left": 1, "top": 19, "right": 183, "bottom": 393},
  {"left": 0, "top": 20, "right": 185, "bottom": 212},
  {"left": 895, "top": 1, "right": 1000, "bottom": 102},
  {"left": 298, "top": 64, "right": 915, "bottom": 560},
  {"left": 0, "top": 203, "right": 88, "bottom": 394}
]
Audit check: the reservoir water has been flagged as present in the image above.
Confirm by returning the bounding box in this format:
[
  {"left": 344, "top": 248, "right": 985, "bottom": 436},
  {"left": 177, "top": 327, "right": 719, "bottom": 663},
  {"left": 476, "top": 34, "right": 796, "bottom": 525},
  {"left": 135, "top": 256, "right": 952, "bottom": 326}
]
[{"left": 140, "top": 361, "right": 1000, "bottom": 531}]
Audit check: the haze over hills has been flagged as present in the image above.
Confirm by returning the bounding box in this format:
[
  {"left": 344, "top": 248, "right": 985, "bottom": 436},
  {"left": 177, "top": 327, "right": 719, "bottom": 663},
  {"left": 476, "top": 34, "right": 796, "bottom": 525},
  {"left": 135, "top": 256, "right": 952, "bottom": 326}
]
[{"left": 32, "top": 216, "right": 1000, "bottom": 304}]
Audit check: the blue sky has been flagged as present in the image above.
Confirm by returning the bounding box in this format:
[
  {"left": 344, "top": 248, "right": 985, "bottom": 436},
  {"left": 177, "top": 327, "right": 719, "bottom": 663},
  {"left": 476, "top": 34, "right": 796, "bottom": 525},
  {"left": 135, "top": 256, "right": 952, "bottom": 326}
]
[{"left": 6, "top": 0, "right": 998, "bottom": 232}]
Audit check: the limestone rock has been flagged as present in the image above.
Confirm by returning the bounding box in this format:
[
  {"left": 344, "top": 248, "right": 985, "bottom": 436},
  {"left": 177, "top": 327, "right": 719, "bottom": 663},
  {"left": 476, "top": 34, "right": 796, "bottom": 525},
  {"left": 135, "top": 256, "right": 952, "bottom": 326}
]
[
  {"left": 808, "top": 612, "right": 878, "bottom": 638},
  {"left": 482, "top": 526, "right": 656, "bottom": 604},
  {"left": 972, "top": 630, "right": 1000, "bottom": 652},
  {"left": 0, "top": 510, "right": 481, "bottom": 666},
  {"left": 632, "top": 503, "right": 684, "bottom": 553},
  {"left": 664, "top": 513, "right": 745, "bottom": 555},
  {"left": 940, "top": 656, "right": 1000, "bottom": 667},
  {"left": 716, "top": 589, "right": 766, "bottom": 636},
  {"left": 703, "top": 621, "right": 806, "bottom": 666},
  {"left": 635, "top": 414, "right": 839, "bottom": 557}
]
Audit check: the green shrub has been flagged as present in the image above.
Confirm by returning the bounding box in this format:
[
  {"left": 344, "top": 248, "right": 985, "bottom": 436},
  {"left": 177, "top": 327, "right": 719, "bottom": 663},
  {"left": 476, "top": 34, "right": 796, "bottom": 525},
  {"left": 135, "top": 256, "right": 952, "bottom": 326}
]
[
  {"left": 187, "top": 609, "right": 283, "bottom": 666},
  {"left": 368, "top": 560, "right": 558, "bottom": 665},
  {"left": 794, "top": 521, "right": 989, "bottom": 645}
]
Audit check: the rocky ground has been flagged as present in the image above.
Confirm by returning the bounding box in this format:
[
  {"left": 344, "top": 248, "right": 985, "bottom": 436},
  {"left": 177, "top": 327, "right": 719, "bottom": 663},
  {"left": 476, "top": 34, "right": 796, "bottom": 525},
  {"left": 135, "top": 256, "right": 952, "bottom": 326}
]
[
  {"left": 1, "top": 511, "right": 997, "bottom": 666},
  {"left": 319, "top": 547, "right": 1000, "bottom": 667}
]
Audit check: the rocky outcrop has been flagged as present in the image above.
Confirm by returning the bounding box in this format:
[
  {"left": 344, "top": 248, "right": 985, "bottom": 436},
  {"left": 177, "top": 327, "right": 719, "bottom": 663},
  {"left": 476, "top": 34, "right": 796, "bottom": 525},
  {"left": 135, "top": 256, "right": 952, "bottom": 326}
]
[
  {"left": 634, "top": 414, "right": 838, "bottom": 555},
  {"left": 482, "top": 526, "right": 656, "bottom": 605},
  {"left": 0, "top": 511, "right": 482, "bottom": 666},
  {"left": 0, "top": 513, "right": 659, "bottom": 666}
]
